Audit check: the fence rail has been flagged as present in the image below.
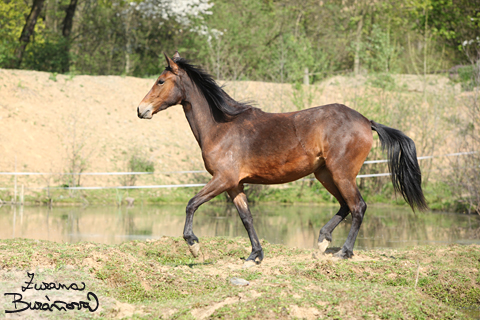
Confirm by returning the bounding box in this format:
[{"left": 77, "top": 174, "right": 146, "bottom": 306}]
[
  {"left": 0, "top": 151, "right": 476, "bottom": 193},
  {"left": 0, "top": 172, "right": 154, "bottom": 176}
]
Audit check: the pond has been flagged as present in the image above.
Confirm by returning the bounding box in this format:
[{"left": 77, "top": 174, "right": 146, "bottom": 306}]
[{"left": 0, "top": 203, "right": 479, "bottom": 250}]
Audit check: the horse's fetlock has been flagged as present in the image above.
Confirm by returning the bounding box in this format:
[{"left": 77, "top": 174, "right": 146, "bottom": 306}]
[
  {"left": 334, "top": 247, "right": 354, "bottom": 259},
  {"left": 183, "top": 233, "right": 198, "bottom": 246},
  {"left": 319, "top": 229, "right": 332, "bottom": 243}
]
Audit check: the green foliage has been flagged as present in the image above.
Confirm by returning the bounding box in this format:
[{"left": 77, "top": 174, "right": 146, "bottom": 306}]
[
  {"left": 129, "top": 155, "right": 154, "bottom": 174},
  {"left": 0, "top": 0, "right": 30, "bottom": 65},
  {"left": 48, "top": 72, "right": 58, "bottom": 82},
  {"left": 2, "top": 0, "right": 476, "bottom": 77},
  {"left": 367, "top": 73, "right": 396, "bottom": 90},
  {"left": 291, "top": 82, "right": 318, "bottom": 110},
  {"left": 23, "top": 37, "right": 70, "bottom": 72},
  {"left": 364, "top": 24, "right": 402, "bottom": 73},
  {"left": 190, "top": 0, "right": 278, "bottom": 81},
  {"left": 412, "top": 0, "right": 480, "bottom": 52},
  {"left": 123, "top": 153, "right": 155, "bottom": 186},
  {"left": 456, "top": 65, "right": 478, "bottom": 91},
  {"left": 0, "top": 39, "right": 17, "bottom": 68}
]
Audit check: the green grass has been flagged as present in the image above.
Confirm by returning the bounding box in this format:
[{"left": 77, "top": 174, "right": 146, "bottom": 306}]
[{"left": 0, "top": 238, "right": 478, "bottom": 319}]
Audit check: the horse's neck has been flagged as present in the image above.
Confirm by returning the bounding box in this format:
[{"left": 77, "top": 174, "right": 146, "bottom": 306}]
[{"left": 182, "top": 97, "right": 219, "bottom": 149}]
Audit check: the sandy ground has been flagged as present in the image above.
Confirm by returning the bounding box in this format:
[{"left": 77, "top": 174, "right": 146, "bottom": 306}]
[{"left": 0, "top": 68, "right": 461, "bottom": 188}]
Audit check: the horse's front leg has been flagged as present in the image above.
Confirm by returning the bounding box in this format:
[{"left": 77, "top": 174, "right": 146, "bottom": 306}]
[
  {"left": 183, "top": 175, "right": 233, "bottom": 257},
  {"left": 227, "top": 186, "right": 264, "bottom": 263}
]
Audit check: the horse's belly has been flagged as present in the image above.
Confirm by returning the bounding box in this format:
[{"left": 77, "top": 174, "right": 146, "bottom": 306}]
[{"left": 241, "top": 155, "right": 324, "bottom": 184}]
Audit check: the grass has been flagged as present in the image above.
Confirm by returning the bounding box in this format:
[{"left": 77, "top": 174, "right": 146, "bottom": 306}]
[{"left": 0, "top": 238, "right": 478, "bottom": 319}]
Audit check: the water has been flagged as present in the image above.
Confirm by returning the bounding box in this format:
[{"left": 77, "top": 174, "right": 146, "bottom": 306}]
[{"left": 0, "top": 203, "right": 479, "bottom": 250}]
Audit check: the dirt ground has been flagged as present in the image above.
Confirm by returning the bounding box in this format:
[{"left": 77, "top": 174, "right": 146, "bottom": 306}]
[
  {"left": 0, "top": 68, "right": 461, "bottom": 188},
  {"left": 0, "top": 237, "right": 478, "bottom": 319}
]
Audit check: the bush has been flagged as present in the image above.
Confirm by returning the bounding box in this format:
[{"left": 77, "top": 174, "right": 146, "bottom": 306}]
[
  {"left": 22, "top": 37, "right": 70, "bottom": 73},
  {"left": 124, "top": 154, "right": 154, "bottom": 186},
  {"left": 457, "top": 65, "right": 478, "bottom": 91},
  {"left": 0, "top": 40, "right": 17, "bottom": 68}
]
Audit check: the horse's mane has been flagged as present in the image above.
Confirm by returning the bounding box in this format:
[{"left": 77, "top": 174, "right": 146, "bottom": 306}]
[{"left": 173, "top": 58, "right": 252, "bottom": 122}]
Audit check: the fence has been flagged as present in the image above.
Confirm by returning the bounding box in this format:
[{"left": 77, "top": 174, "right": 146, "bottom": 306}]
[{"left": 0, "top": 151, "right": 476, "bottom": 204}]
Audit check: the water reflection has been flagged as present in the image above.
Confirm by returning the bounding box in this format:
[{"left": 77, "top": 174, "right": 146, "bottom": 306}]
[{"left": 0, "top": 203, "right": 479, "bottom": 250}]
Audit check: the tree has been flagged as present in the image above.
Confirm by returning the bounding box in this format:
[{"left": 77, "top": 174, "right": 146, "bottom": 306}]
[
  {"left": 58, "top": 0, "right": 78, "bottom": 72},
  {"left": 412, "top": 0, "right": 480, "bottom": 62},
  {"left": 62, "top": 0, "right": 78, "bottom": 38},
  {"left": 14, "top": 0, "right": 45, "bottom": 67}
]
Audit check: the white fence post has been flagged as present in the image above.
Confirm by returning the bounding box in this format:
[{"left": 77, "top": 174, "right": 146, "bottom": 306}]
[
  {"left": 303, "top": 67, "right": 309, "bottom": 86},
  {"left": 13, "top": 156, "right": 17, "bottom": 204},
  {"left": 20, "top": 184, "right": 24, "bottom": 205}
]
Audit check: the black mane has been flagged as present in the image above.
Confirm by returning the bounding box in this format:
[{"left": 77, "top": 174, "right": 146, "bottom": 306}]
[{"left": 174, "top": 58, "right": 252, "bottom": 122}]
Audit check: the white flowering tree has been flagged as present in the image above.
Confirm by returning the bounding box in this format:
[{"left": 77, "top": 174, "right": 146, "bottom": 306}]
[
  {"left": 135, "top": 0, "right": 213, "bottom": 26},
  {"left": 118, "top": 0, "right": 213, "bottom": 75}
]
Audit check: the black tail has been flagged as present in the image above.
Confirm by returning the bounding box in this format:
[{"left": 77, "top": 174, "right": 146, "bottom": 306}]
[{"left": 370, "top": 120, "right": 428, "bottom": 212}]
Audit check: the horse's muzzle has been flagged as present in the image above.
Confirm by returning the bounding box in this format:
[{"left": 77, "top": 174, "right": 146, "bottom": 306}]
[{"left": 137, "top": 103, "right": 153, "bottom": 119}]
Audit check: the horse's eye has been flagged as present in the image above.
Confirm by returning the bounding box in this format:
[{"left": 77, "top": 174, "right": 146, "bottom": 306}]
[{"left": 158, "top": 79, "right": 164, "bottom": 85}]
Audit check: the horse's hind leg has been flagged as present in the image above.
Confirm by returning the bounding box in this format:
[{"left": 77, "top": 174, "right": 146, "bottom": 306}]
[
  {"left": 227, "top": 186, "right": 264, "bottom": 263},
  {"left": 315, "top": 168, "right": 350, "bottom": 254},
  {"left": 314, "top": 119, "right": 372, "bottom": 258},
  {"left": 331, "top": 177, "right": 367, "bottom": 259}
]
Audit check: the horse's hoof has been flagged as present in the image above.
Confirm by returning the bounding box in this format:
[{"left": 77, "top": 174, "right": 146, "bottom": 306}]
[
  {"left": 189, "top": 242, "right": 200, "bottom": 257},
  {"left": 242, "top": 260, "right": 257, "bottom": 269},
  {"left": 317, "top": 239, "right": 331, "bottom": 254},
  {"left": 246, "top": 249, "right": 264, "bottom": 263},
  {"left": 333, "top": 248, "right": 353, "bottom": 259}
]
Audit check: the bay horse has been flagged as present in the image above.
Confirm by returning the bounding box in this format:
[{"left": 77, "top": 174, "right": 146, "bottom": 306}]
[{"left": 137, "top": 52, "right": 428, "bottom": 262}]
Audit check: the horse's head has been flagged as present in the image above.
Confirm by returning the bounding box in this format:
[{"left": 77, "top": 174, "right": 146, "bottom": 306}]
[{"left": 137, "top": 52, "right": 183, "bottom": 119}]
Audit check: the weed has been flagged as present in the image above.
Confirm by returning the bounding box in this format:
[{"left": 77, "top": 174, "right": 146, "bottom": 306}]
[{"left": 49, "top": 72, "right": 58, "bottom": 82}]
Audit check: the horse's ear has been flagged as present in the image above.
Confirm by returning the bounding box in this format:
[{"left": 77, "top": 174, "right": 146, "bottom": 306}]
[
  {"left": 163, "top": 52, "right": 173, "bottom": 67},
  {"left": 163, "top": 52, "right": 178, "bottom": 73},
  {"left": 173, "top": 51, "right": 181, "bottom": 60}
]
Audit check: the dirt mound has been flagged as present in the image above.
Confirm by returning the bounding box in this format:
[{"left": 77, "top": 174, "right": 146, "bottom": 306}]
[{"left": 0, "top": 69, "right": 459, "bottom": 189}]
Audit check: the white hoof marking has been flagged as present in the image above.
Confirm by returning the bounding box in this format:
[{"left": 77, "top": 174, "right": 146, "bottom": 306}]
[
  {"left": 189, "top": 242, "right": 200, "bottom": 257},
  {"left": 318, "top": 239, "right": 331, "bottom": 254}
]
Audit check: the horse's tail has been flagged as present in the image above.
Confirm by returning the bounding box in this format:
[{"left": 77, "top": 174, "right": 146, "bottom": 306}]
[{"left": 370, "top": 120, "right": 428, "bottom": 212}]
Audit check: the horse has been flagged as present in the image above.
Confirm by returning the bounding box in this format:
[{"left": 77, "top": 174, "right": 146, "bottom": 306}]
[{"left": 137, "top": 52, "right": 428, "bottom": 262}]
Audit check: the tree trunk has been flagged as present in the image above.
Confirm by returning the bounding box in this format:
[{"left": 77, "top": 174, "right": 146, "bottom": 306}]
[
  {"left": 14, "top": 0, "right": 46, "bottom": 67},
  {"left": 124, "top": 12, "right": 132, "bottom": 75},
  {"left": 354, "top": 14, "right": 363, "bottom": 76},
  {"left": 62, "top": 0, "right": 78, "bottom": 38},
  {"left": 61, "top": 0, "right": 78, "bottom": 72}
]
